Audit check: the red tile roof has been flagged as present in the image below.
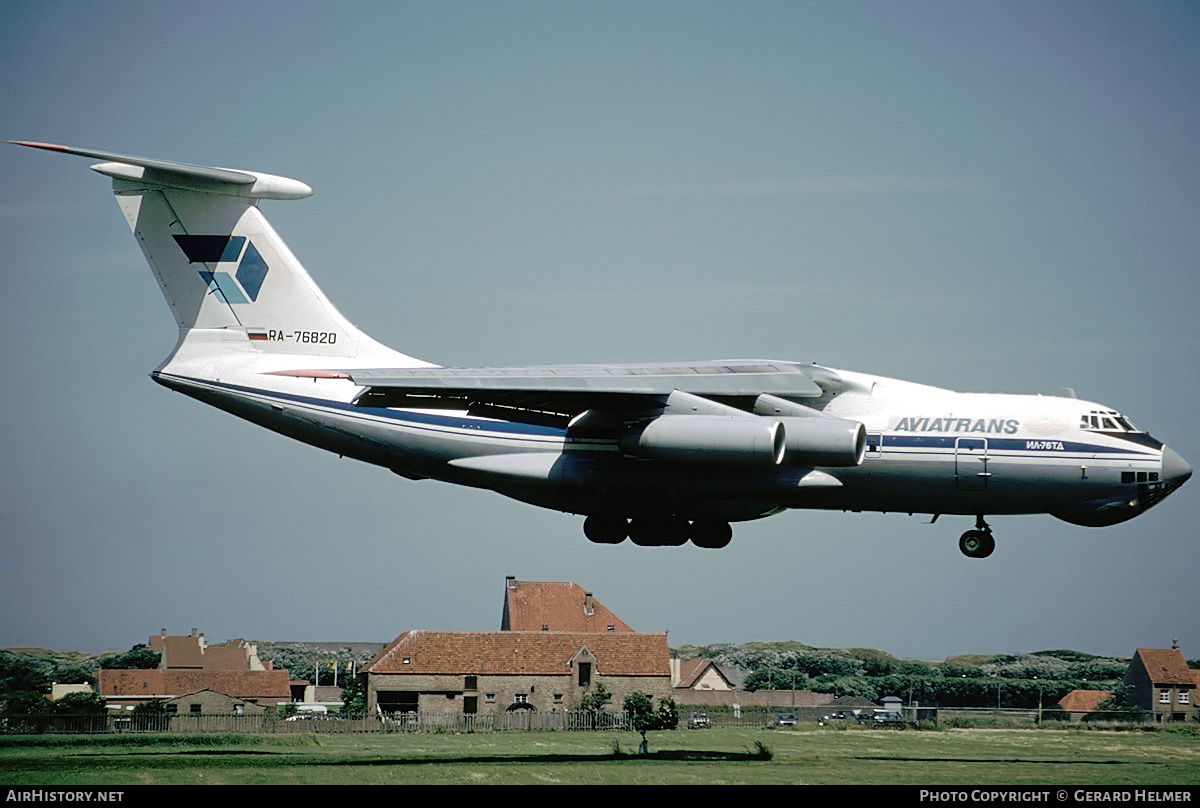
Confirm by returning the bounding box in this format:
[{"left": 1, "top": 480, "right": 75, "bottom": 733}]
[
  {"left": 1057, "top": 689, "right": 1112, "bottom": 713},
  {"left": 1132, "top": 648, "right": 1195, "bottom": 686},
  {"left": 362, "top": 630, "right": 668, "bottom": 677},
  {"left": 501, "top": 578, "right": 634, "bottom": 633},
  {"left": 149, "top": 631, "right": 257, "bottom": 670},
  {"left": 675, "top": 658, "right": 733, "bottom": 689},
  {"left": 98, "top": 669, "right": 291, "bottom": 700}
]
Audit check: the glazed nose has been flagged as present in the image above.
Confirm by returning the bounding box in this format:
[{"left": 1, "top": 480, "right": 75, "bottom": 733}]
[{"left": 1161, "top": 446, "right": 1192, "bottom": 486}]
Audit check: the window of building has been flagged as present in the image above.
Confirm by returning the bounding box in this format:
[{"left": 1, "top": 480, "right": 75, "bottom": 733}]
[
  {"left": 464, "top": 696, "right": 478, "bottom": 714},
  {"left": 514, "top": 694, "right": 528, "bottom": 704},
  {"left": 1160, "top": 689, "right": 1171, "bottom": 704},
  {"left": 485, "top": 693, "right": 495, "bottom": 703},
  {"left": 1180, "top": 690, "right": 1191, "bottom": 705},
  {"left": 578, "top": 662, "right": 591, "bottom": 687},
  {"left": 464, "top": 675, "right": 477, "bottom": 691}
]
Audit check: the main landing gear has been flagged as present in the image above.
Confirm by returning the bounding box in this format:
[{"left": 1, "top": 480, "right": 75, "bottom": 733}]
[
  {"left": 958, "top": 516, "right": 995, "bottom": 559},
  {"left": 583, "top": 514, "right": 733, "bottom": 549}
]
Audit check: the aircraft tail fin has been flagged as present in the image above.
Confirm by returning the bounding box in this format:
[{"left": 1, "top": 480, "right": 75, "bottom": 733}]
[{"left": 11, "top": 141, "right": 425, "bottom": 379}]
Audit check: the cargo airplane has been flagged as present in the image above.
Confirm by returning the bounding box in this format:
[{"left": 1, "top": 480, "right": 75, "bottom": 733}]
[{"left": 15, "top": 141, "right": 1191, "bottom": 557}]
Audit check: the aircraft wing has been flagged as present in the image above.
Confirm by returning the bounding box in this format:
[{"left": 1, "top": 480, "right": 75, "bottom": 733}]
[
  {"left": 345, "top": 360, "right": 824, "bottom": 395},
  {"left": 338, "top": 360, "right": 830, "bottom": 425}
]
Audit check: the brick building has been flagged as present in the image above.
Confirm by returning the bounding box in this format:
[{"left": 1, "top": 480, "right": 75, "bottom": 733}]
[
  {"left": 148, "top": 628, "right": 272, "bottom": 671},
  {"left": 362, "top": 576, "right": 671, "bottom": 718},
  {"left": 98, "top": 668, "right": 292, "bottom": 712},
  {"left": 1123, "top": 647, "right": 1198, "bottom": 722},
  {"left": 362, "top": 629, "right": 671, "bottom": 717},
  {"left": 501, "top": 576, "right": 634, "bottom": 633}
]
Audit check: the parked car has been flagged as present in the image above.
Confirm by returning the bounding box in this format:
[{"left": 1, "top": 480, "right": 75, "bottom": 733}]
[
  {"left": 819, "top": 709, "right": 875, "bottom": 726},
  {"left": 688, "top": 711, "right": 711, "bottom": 728},
  {"left": 818, "top": 709, "right": 853, "bottom": 725},
  {"left": 774, "top": 713, "right": 797, "bottom": 727}
]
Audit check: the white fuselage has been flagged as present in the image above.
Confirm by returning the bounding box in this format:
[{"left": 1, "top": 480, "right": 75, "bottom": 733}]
[{"left": 152, "top": 363, "right": 1181, "bottom": 528}]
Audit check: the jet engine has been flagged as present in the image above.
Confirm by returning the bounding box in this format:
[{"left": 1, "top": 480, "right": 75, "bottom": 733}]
[
  {"left": 620, "top": 415, "right": 787, "bottom": 466},
  {"left": 777, "top": 416, "right": 866, "bottom": 467}
]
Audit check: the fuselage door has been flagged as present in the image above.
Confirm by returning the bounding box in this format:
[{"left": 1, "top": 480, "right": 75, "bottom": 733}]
[
  {"left": 864, "top": 432, "right": 885, "bottom": 459},
  {"left": 955, "top": 437, "right": 990, "bottom": 490}
]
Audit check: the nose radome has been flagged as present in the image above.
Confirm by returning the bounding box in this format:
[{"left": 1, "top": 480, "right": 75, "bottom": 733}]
[{"left": 1162, "top": 445, "right": 1192, "bottom": 485}]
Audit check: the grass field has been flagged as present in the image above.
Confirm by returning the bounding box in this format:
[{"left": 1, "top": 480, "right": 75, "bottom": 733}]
[{"left": 2, "top": 725, "right": 1198, "bottom": 786}]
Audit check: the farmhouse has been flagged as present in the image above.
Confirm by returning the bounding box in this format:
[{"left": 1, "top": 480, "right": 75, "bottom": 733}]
[
  {"left": 98, "top": 668, "right": 291, "bottom": 712},
  {"left": 361, "top": 630, "right": 671, "bottom": 717},
  {"left": 672, "top": 657, "right": 735, "bottom": 692},
  {"left": 148, "top": 628, "right": 273, "bottom": 671},
  {"left": 1123, "top": 647, "right": 1198, "bottom": 722},
  {"left": 362, "top": 575, "right": 671, "bottom": 717},
  {"left": 1056, "top": 688, "right": 1112, "bottom": 722}
]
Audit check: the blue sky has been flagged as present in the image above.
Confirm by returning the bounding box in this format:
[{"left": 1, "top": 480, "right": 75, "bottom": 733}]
[{"left": 2, "top": 0, "right": 1197, "bottom": 661}]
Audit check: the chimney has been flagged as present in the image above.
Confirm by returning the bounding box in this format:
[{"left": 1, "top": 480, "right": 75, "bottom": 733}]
[
  {"left": 507, "top": 576, "right": 517, "bottom": 590},
  {"left": 584, "top": 592, "right": 594, "bottom": 616}
]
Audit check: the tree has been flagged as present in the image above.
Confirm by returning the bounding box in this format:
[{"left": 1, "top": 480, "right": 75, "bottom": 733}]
[
  {"left": 4, "top": 691, "right": 53, "bottom": 716},
  {"left": 742, "top": 667, "right": 806, "bottom": 691},
  {"left": 0, "top": 651, "right": 52, "bottom": 698},
  {"left": 340, "top": 675, "right": 367, "bottom": 716},
  {"left": 131, "top": 699, "right": 170, "bottom": 731},
  {"left": 622, "top": 693, "right": 677, "bottom": 755},
  {"left": 99, "top": 644, "right": 161, "bottom": 671},
  {"left": 623, "top": 692, "right": 656, "bottom": 755},
  {"left": 1086, "top": 686, "right": 1146, "bottom": 722},
  {"left": 131, "top": 699, "right": 168, "bottom": 715},
  {"left": 579, "top": 682, "right": 613, "bottom": 713},
  {"left": 54, "top": 692, "right": 106, "bottom": 715},
  {"left": 655, "top": 696, "right": 679, "bottom": 731}
]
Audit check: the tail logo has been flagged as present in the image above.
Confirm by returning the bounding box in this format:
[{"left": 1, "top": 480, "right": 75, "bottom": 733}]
[{"left": 173, "top": 235, "right": 269, "bottom": 304}]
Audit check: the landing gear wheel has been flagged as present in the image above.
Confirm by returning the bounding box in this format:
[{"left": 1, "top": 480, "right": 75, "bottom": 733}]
[
  {"left": 958, "top": 529, "right": 995, "bottom": 559},
  {"left": 690, "top": 519, "right": 733, "bottom": 549},
  {"left": 583, "top": 515, "right": 628, "bottom": 544},
  {"left": 628, "top": 516, "right": 689, "bottom": 547}
]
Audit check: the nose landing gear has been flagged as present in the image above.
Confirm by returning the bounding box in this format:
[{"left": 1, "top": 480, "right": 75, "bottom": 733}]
[{"left": 959, "top": 516, "right": 995, "bottom": 559}]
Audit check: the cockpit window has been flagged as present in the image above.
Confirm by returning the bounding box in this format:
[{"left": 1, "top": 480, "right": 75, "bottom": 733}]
[{"left": 1080, "top": 410, "right": 1141, "bottom": 433}]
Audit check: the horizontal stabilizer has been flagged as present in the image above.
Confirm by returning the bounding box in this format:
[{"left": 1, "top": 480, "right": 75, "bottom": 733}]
[{"left": 8, "top": 141, "right": 313, "bottom": 200}]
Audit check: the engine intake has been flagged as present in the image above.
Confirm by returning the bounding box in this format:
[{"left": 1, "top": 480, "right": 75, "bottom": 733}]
[{"left": 777, "top": 416, "right": 866, "bottom": 467}]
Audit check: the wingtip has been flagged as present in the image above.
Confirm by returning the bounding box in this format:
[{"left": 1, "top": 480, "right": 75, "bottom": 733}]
[{"left": 7, "top": 140, "right": 70, "bottom": 152}]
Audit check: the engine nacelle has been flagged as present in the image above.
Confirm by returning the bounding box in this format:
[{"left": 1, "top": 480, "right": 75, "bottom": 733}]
[
  {"left": 777, "top": 416, "right": 867, "bottom": 467},
  {"left": 621, "top": 415, "right": 786, "bottom": 466}
]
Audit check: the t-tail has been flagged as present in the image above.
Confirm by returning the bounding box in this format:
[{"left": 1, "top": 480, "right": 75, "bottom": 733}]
[{"left": 10, "top": 141, "right": 429, "bottom": 401}]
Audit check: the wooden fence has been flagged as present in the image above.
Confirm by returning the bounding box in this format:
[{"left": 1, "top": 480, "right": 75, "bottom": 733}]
[{"left": 0, "top": 709, "right": 634, "bottom": 735}]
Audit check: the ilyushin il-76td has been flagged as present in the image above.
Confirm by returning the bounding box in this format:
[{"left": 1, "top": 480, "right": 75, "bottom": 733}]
[{"left": 15, "top": 141, "right": 1191, "bottom": 558}]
